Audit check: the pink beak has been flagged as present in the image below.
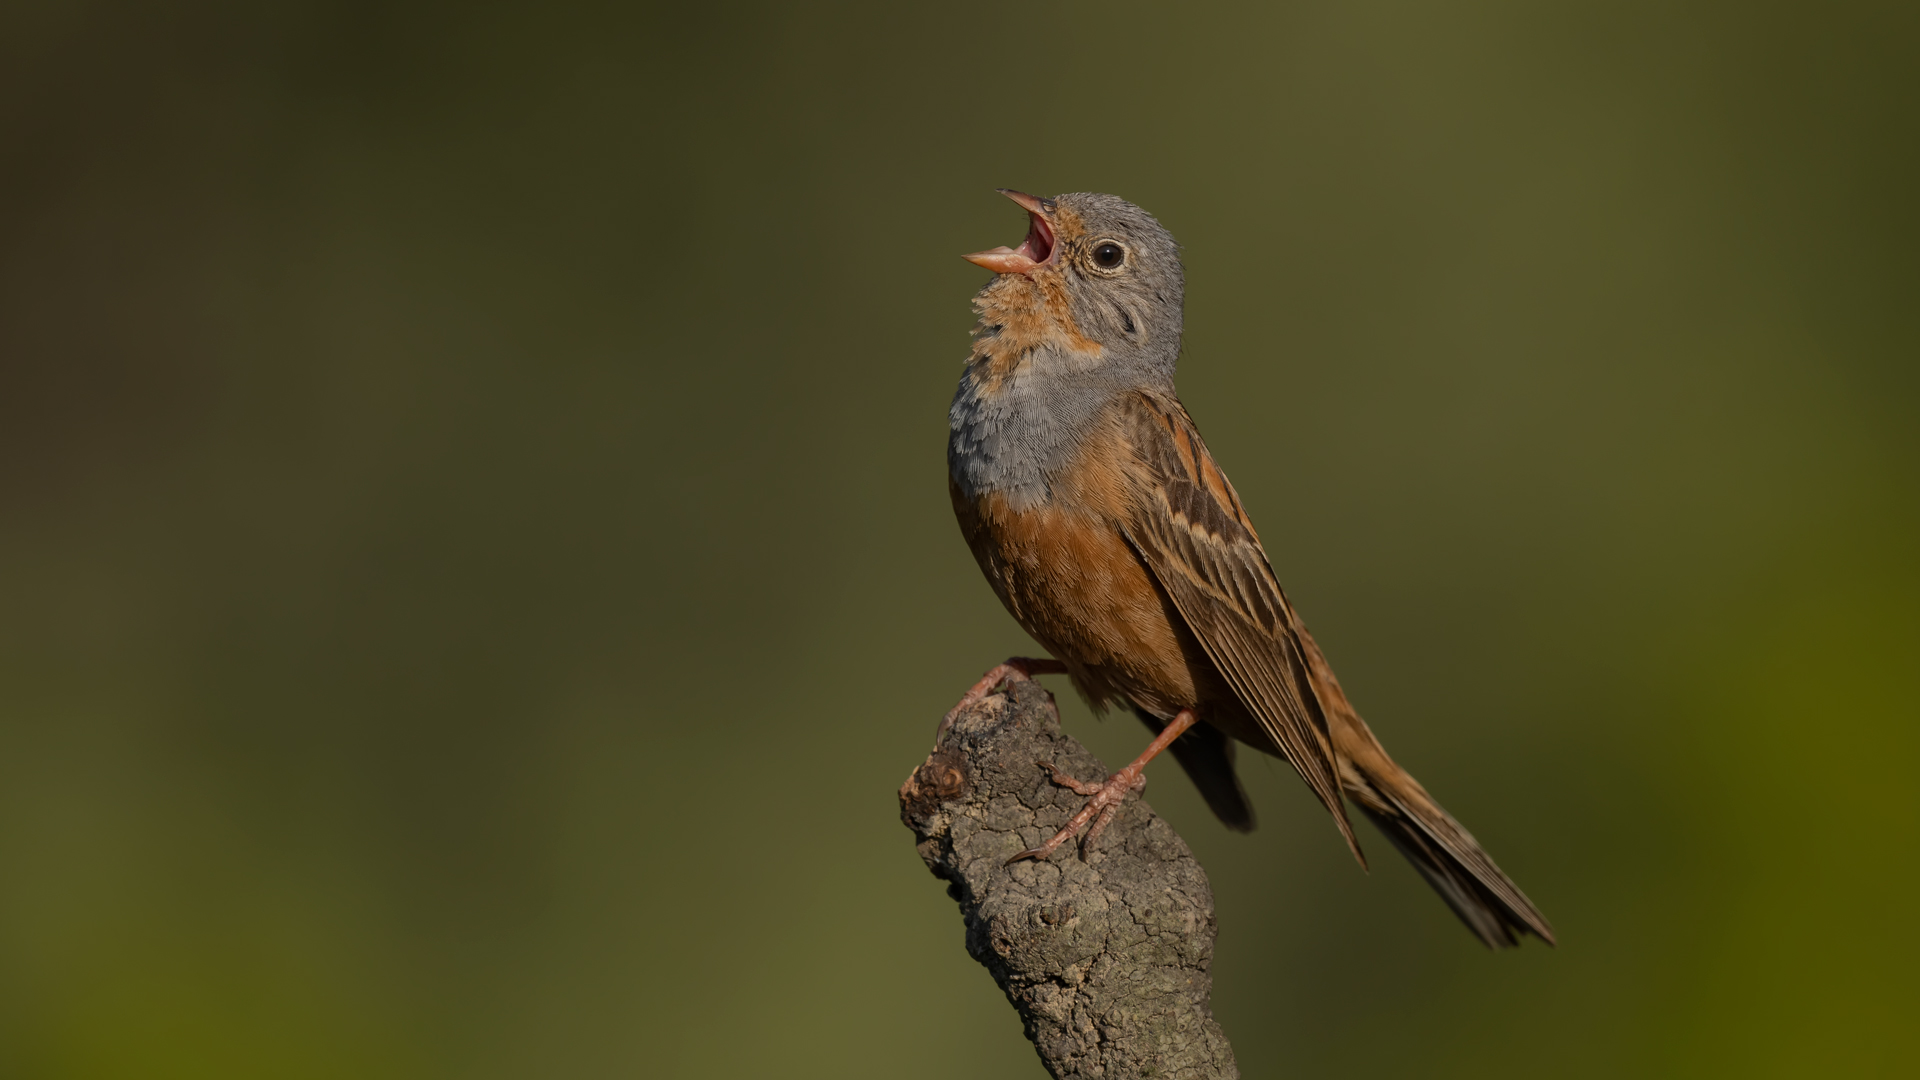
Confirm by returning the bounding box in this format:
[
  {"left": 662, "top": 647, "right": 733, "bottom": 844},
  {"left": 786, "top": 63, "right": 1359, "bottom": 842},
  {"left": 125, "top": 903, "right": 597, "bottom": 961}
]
[{"left": 963, "top": 189, "right": 1057, "bottom": 275}]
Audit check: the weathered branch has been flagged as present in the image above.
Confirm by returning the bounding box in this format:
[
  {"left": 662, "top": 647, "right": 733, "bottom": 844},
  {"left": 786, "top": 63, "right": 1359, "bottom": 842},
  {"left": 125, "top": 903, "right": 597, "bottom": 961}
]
[{"left": 900, "top": 674, "right": 1239, "bottom": 1079}]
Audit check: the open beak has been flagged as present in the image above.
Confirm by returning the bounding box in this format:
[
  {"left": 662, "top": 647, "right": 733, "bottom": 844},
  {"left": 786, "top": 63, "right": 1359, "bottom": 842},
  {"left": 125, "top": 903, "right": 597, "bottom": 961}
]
[{"left": 963, "top": 189, "right": 1057, "bottom": 275}]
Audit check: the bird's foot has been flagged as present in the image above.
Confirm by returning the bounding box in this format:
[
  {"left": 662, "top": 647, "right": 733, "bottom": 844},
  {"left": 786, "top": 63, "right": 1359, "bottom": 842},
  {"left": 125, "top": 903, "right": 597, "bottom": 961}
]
[
  {"left": 1004, "top": 706, "right": 1199, "bottom": 864},
  {"left": 939, "top": 656, "right": 1068, "bottom": 735},
  {"left": 1007, "top": 762, "right": 1148, "bottom": 864}
]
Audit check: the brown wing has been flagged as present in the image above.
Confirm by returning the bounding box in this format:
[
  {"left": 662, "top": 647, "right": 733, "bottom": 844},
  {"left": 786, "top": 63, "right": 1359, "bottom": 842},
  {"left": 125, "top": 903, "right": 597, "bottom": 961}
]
[{"left": 1115, "top": 390, "right": 1363, "bottom": 863}]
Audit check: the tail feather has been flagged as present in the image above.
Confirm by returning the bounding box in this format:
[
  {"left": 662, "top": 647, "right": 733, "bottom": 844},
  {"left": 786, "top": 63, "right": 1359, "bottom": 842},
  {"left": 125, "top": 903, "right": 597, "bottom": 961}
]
[
  {"left": 1338, "top": 735, "right": 1555, "bottom": 947},
  {"left": 1296, "top": 626, "right": 1555, "bottom": 949},
  {"left": 1133, "top": 706, "right": 1256, "bottom": 832},
  {"left": 1353, "top": 791, "right": 1554, "bottom": 948}
]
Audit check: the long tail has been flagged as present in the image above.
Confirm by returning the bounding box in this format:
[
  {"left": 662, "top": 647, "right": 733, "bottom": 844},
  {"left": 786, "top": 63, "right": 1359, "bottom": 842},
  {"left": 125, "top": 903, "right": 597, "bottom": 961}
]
[{"left": 1300, "top": 630, "right": 1556, "bottom": 949}]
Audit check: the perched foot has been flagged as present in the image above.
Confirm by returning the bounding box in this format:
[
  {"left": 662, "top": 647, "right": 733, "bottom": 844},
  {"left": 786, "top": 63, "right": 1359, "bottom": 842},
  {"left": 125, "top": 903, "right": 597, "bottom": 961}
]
[
  {"left": 1007, "top": 763, "right": 1147, "bottom": 863},
  {"left": 1005, "top": 706, "right": 1200, "bottom": 865},
  {"left": 939, "top": 657, "right": 1069, "bottom": 735}
]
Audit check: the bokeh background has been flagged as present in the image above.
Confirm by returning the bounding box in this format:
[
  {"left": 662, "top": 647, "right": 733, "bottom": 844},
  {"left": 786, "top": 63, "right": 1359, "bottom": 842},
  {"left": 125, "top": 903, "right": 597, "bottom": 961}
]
[{"left": 3, "top": 1, "right": 1916, "bottom": 1076}]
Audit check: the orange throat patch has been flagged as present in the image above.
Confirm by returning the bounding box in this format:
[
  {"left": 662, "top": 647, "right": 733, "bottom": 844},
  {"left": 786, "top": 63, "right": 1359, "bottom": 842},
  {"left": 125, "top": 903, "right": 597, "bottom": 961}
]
[{"left": 968, "top": 273, "right": 1101, "bottom": 390}]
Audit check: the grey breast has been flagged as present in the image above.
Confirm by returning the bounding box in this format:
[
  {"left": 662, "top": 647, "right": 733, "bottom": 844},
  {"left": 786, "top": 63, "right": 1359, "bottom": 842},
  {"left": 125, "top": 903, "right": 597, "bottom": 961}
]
[{"left": 948, "top": 348, "right": 1129, "bottom": 512}]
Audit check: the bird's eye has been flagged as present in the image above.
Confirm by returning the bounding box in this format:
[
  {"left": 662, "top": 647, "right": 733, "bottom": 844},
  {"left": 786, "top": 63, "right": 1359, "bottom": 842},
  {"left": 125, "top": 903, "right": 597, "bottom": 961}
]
[{"left": 1092, "top": 241, "right": 1125, "bottom": 269}]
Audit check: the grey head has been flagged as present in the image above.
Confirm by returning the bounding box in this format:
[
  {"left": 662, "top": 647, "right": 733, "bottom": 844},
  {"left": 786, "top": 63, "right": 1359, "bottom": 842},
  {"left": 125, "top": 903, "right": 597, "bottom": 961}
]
[
  {"left": 961, "top": 190, "right": 1186, "bottom": 382},
  {"left": 1051, "top": 191, "right": 1187, "bottom": 380},
  {"left": 949, "top": 190, "right": 1188, "bottom": 507}
]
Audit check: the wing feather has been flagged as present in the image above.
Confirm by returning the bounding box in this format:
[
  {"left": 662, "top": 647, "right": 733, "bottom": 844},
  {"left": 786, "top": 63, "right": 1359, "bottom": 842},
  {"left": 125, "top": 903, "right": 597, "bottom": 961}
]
[{"left": 1115, "top": 391, "right": 1363, "bottom": 861}]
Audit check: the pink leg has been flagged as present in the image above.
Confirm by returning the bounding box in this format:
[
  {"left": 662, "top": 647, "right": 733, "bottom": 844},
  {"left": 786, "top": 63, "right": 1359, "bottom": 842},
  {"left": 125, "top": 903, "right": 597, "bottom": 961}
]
[
  {"left": 1008, "top": 708, "right": 1199, "bottom": 864},
  {"left": 939, "top": 656, "right": 1069, "bottom": 734}
]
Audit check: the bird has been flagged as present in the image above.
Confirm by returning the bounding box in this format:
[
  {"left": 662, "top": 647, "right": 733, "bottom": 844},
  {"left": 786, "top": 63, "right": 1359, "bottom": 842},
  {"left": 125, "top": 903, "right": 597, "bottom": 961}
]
[{"left": 945, "top": 189, "right": 1554, "bottom": 949}]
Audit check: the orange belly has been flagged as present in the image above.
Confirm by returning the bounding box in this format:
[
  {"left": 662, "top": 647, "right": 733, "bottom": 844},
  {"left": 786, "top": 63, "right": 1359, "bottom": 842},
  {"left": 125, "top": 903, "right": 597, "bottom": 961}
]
[{"left": 950, "top": 466, "right": 1262, "bottom": 752}]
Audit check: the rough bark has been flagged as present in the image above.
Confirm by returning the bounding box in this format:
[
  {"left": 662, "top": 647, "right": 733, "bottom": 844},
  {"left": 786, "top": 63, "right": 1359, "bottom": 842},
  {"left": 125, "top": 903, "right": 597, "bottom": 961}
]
[{"left": 899, "top": 675, "right": 1239, "bottom": 1079}]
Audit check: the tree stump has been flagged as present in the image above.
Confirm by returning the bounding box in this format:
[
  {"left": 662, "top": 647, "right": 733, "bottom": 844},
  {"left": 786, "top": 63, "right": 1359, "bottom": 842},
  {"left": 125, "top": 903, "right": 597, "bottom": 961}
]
[{"left": 900, "top": 673, "right": 1239, "bottom": 1079}]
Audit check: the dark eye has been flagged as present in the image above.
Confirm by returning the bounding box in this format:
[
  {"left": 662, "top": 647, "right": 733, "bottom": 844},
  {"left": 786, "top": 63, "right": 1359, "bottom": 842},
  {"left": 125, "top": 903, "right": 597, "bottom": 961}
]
[{"left": 1092, "top": 242, "right": 1125, "bottom": 269}]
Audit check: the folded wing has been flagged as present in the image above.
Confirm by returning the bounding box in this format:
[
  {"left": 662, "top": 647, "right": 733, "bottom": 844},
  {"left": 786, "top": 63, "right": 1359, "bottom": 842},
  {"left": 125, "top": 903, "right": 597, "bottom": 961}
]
[{"left": 1114, "top": 390, "right": 1363, "bottom": 863}]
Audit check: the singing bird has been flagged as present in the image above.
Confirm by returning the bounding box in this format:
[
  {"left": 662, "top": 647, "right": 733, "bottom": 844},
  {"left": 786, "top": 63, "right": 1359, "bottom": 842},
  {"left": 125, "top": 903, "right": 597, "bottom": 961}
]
[{"left": 946, "top": 190, "right": 1553, "bottom": 948}]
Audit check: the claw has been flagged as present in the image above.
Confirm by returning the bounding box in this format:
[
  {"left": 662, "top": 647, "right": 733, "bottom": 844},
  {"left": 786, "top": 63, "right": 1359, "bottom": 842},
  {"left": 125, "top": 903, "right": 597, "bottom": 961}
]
[
  {"left": 1004, "top": 706, "right": 1199, "bottom": 865},
  {"left": 1006, "top": 767, "right": 1148, "bottom": 865},
  {"left": 1082, "top": 801, "right": 1124, "bottom": 853},
  {"left": 1036, "top": 761, "right": 1105, "bottom": 796}
]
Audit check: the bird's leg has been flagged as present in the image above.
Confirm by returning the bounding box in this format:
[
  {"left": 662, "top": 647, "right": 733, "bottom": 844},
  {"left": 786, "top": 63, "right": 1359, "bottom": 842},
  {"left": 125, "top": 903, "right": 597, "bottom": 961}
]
[
  {"left": 939, "top": 656, "right": 1069, "bottom": 735},
  {"left": 1008, "top": 708, "right": 1199, "bottom": 864}
]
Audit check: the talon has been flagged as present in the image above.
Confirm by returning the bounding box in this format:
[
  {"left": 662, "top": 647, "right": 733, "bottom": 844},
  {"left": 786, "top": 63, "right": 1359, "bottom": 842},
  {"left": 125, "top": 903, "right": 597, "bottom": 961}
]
[
  {"left": 1001, "top": 709, "right": 1195, "bottom": 865},
  {"left": 1006, "top": 767, "right": 1147, "bottom": 864},
  {"left": 1080, "top": 804, "right": 1120, "bottom": 856},
  {"left": 1036, "top": 761, "right": 1106, "bottom": 797}
]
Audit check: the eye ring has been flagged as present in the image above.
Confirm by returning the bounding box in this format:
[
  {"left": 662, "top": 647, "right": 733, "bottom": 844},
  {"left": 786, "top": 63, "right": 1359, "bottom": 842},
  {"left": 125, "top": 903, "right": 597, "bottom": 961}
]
[{"left": 1089, "top": 240, "right": 1127, "bottom": 271}]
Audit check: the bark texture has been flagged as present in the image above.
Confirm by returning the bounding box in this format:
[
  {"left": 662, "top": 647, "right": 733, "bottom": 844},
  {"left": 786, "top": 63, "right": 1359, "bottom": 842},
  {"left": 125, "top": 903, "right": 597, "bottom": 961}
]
[{"left": 900, "top": 675, "right": 1239, "bottom": 1079}]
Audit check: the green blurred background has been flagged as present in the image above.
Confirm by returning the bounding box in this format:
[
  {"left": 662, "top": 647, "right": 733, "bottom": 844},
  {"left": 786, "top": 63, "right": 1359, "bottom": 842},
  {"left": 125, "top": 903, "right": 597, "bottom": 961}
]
[{"left": 3, "top": 1, "right": 1916, "bottom": 1076}]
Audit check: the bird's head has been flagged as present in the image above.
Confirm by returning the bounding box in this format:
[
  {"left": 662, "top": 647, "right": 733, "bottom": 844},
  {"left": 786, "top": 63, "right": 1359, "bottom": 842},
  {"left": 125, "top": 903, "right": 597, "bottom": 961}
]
[{"left": 964, "top": 190, "right": 1185, "bottom": 380}]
